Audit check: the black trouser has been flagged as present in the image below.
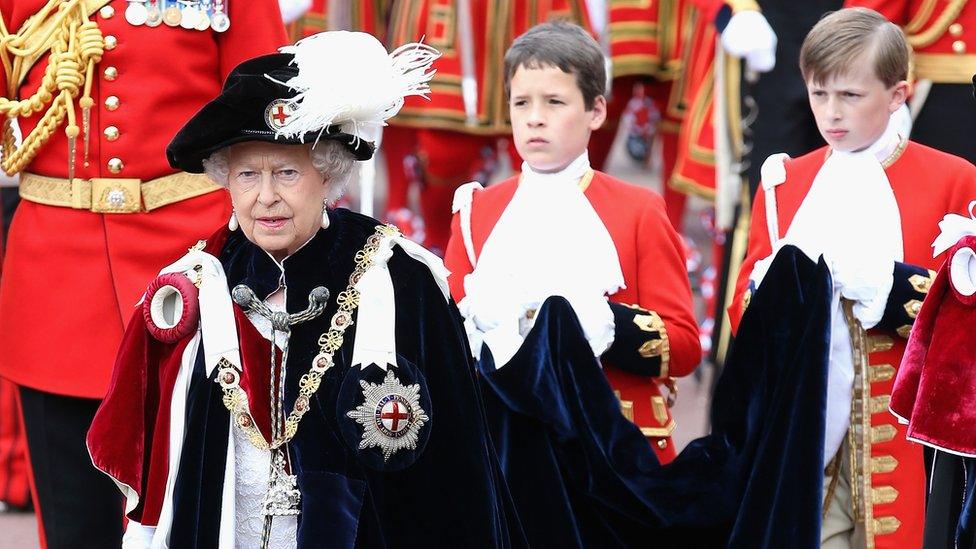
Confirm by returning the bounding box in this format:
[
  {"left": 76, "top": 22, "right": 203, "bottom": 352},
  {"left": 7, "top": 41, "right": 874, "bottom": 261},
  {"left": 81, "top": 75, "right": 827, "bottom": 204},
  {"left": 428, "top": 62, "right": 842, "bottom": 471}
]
[
  {"left": 19, "top": 386, "right": 122, "bottom": 549},
  {"left": 924, "top": 449, "right": 976, "bottom": 549}
]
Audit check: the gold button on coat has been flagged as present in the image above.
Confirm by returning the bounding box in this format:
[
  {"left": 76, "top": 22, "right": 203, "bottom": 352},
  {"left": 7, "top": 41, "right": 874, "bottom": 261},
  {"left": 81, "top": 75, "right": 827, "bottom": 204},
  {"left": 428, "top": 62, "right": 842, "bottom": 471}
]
[
  {"left": 104, "top": 126, "right": 120, "bottom": 141},
  {"left": 108, "top": 158, "right": 124, "bottom": 173},
  {"left": 99, "top": 5, "right": 114, "bottom": 18},
  {"left": 104, "top": 35, "right": 117, "bottom": 50},
  {"left": 105, "top": 96, "right": 120, "bottom": 111},
  {"left": 950, "top": 23, "right": 964, "bottom": 36},
  {"left": 104, "top": 66, "right": 118, "bottom": 81},
  {"left": 953, "top": 40, "right": 967, "bottom": 54}
]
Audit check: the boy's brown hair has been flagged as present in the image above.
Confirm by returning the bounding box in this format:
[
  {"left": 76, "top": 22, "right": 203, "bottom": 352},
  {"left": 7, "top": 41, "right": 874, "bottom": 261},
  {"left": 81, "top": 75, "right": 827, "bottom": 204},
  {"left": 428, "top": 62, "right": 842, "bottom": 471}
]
[
  {"left": 503, "top": 21, "right": 606, "bottom": 110},
  {"left": 800, "top": 7, "right": 909, "bottom": 87}
]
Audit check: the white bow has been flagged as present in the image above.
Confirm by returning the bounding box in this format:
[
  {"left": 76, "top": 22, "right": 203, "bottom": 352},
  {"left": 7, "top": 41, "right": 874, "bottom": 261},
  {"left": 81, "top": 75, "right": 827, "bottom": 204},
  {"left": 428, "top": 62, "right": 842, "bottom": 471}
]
[{"left": 932, "top": 200, "right": 976, "bottom": 257}]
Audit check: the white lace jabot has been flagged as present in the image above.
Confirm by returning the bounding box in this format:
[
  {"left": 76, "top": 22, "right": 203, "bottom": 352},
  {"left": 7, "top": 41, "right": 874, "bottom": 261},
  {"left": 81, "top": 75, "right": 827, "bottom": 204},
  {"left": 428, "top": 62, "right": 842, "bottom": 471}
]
[{"left": 458, "top": 152, "right": 624, "bottom": 367}]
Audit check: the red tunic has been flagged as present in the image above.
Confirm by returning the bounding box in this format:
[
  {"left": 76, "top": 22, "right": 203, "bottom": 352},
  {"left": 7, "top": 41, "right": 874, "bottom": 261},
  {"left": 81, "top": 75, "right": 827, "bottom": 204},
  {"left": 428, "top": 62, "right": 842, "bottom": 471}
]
[
  {"left": 445, "top": 170, "right": 701, "bottom": 462},
  {"left": 0, "top": 1, "right": 288, "bottom": 398},
  {"left": 729, "top": 141, "right": 976, "bottom": 548}
]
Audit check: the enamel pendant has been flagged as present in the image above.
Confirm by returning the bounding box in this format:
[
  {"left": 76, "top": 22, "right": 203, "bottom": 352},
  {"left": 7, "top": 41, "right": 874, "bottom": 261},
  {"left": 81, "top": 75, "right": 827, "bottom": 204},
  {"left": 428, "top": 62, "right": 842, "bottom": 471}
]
[{"left": 262, "top": 450, "right": 301, "bottom": 517}]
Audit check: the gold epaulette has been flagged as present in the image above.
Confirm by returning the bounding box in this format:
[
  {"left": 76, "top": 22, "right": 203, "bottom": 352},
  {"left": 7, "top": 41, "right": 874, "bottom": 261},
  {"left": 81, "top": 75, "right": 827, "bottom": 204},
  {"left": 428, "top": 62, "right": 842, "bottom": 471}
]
[{"left": 0, "top": 0, "right": 110, "bottom": 178}]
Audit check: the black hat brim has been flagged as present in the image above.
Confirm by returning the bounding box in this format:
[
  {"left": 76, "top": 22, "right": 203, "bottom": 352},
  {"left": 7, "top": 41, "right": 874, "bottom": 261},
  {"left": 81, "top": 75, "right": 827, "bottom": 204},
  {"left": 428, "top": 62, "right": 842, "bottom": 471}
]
[{"left": 166, "top": 53, "right": 376, "bottom": 173}]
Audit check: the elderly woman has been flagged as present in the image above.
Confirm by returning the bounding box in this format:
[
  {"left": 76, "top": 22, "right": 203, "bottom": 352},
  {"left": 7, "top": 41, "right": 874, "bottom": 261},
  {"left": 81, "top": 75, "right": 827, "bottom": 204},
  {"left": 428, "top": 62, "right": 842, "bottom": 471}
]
[{"left": 86, "top": 33, "right": 522, "bottom": 549}]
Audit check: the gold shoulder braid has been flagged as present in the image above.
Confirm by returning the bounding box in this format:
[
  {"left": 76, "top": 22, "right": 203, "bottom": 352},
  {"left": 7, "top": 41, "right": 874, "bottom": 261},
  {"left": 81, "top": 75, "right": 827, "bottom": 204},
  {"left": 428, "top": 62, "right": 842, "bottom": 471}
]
[
  {"left": 219, "top": 224, "right": 400, "bottom": 450},
  {"left": 0, "top": 0, "right": 108, "bottom": 178}
]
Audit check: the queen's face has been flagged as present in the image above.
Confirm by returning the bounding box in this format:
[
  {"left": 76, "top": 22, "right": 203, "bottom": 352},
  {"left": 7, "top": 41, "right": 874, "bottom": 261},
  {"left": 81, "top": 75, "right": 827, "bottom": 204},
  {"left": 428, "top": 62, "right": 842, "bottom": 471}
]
[{"left": 226, "top": 141, "right": 328, "bottom": 261}]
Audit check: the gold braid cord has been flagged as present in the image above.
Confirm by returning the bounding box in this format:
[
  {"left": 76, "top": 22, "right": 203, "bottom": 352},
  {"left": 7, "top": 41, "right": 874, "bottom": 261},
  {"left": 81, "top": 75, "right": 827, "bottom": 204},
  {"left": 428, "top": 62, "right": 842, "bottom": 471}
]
[
  {"left": 906, "top": 0, "right": 967, "bottom": 49},
  {"left": 221, "top": 224, "right": 402, "bottom": 451},
  {"left": 0, "top": 0, "right": 104, "bottom": 177}
]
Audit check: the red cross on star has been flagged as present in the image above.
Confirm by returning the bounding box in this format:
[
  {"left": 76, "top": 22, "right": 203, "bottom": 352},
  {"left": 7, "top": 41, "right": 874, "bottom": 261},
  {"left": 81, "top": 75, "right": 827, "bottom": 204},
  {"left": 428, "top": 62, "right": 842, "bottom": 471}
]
[{"left": 381, "top": 400, "right": 409, "bottom": 432}]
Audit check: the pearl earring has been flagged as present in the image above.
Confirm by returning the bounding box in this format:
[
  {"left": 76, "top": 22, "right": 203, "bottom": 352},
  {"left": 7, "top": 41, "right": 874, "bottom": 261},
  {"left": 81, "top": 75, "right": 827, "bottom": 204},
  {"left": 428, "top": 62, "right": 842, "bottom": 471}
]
[
  {"left": 228, "top": 211, "right": 239, "bottom": 231},
  {"left": 321, "top": 203, "right": 330, "bottom": 229}
]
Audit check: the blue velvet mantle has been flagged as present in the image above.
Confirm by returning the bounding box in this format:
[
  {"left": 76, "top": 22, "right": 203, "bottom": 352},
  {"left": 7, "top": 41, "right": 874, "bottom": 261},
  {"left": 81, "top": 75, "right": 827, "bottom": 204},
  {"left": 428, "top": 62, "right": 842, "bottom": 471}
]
[
  {"left": 477, "top": 245, "right": 832, "bottom": 548},
  {"left": 165, "top": 209, "right": 526, "bottom": 548}
]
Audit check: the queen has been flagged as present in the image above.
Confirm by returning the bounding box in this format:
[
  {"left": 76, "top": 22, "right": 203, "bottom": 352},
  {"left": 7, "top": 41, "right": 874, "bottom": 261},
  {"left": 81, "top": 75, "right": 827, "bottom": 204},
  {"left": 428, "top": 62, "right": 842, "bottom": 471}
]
[{"left": 86, "top": 32, "right": 521, "bottom": 549}]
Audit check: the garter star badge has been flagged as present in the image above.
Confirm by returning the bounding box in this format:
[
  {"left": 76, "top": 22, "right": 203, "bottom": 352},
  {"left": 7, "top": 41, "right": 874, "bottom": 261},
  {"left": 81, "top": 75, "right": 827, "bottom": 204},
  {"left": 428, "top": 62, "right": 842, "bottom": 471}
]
[{"left": 346, "top": 369, "right": 429, "bottom": 461}]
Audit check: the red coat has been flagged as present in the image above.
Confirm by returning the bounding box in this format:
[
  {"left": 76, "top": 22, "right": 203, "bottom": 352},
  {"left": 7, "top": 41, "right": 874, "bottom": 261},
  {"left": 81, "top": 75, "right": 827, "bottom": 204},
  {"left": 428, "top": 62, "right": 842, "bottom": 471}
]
[
  {"left": 0, "top": 1, "right": 287, "bottom": 398},
  {"left": 729, "top": 141, "right": 976, "bottom": 549},
  {"left": 445, "top": 170, "right": 701, "bottom": 462}
]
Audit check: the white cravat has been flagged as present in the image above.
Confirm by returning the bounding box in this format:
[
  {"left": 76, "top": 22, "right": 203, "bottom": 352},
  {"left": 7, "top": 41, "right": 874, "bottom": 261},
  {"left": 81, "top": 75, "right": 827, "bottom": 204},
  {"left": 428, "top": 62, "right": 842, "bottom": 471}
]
[
  {"left": 458, "top": 152, "right": 624, "bottom": 367},
  {"left": 781, "top": 119, "right": 904, "bottom": 465}
]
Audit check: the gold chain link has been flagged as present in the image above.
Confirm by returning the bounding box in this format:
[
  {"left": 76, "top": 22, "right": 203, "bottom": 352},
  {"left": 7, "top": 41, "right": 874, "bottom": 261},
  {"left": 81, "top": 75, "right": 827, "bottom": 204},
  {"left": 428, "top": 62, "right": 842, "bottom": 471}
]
[{"left": 221, "top": 224, "right": 401, "bottom": 450}]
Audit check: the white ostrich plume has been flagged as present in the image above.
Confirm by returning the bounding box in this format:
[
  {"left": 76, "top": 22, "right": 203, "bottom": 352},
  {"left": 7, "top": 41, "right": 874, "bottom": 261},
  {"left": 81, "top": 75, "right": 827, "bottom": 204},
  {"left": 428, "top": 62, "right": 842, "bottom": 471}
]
[{"left": 271, "top": 31, "right": 440, "bottom": 144}]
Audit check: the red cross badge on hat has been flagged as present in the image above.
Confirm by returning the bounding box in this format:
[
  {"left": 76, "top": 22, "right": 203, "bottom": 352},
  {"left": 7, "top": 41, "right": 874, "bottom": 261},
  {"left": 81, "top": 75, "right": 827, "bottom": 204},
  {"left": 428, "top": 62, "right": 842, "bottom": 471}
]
[
  {"left": 347, "top": 369, "right": 429, "bottom": 461},
  {"left": 265, "top": 100, "right": 295, "bottom": 131}
]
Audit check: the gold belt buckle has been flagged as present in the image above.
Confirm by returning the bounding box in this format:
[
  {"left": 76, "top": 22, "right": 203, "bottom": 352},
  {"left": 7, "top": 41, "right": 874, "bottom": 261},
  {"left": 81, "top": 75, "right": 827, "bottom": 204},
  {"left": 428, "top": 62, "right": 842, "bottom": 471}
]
[{"left": 90, "top": 178, "right": 142, "bottom": 213}]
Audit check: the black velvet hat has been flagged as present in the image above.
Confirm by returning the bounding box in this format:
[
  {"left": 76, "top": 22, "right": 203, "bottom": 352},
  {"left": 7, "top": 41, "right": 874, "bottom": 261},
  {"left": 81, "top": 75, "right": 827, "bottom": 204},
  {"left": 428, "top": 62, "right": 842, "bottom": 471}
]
[
  {"left": 167, "top": 32, "right": 439, "bottom": 174},
  {"left": 166, "top": 53, "right": 374, "bottom": 173}
]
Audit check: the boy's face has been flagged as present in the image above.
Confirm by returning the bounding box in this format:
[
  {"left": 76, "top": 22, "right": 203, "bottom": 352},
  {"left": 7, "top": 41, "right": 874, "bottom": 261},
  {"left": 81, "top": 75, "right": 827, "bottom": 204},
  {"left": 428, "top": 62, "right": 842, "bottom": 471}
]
[
  {"left": 806, "top": 53, "right": 908, "bottom": 153},
  {"left": 509, "top": 64, "right": 606, "bottom": 173}
]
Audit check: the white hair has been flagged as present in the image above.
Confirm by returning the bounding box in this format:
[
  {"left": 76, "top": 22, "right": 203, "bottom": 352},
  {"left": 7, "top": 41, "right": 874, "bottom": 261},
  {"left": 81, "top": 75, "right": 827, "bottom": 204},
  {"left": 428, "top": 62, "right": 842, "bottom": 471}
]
[{"left": 202, "top": 140, "right": 356, "bottom": 203}]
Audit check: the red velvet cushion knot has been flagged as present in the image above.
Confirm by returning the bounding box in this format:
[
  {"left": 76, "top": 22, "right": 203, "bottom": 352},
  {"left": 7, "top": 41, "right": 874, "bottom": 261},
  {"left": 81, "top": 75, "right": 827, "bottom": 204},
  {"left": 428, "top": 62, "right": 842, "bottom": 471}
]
[{"left": 142, "top": 273, "right": 200, "bottom": 343}]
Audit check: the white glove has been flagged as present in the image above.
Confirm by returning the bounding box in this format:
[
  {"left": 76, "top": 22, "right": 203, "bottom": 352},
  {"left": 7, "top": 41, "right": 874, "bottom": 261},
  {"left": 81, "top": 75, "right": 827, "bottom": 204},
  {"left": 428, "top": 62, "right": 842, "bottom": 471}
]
[
  {"left": 721, "top": 10, "right": 777, "bottom": 73},
  {"left": 829, "top": 256, "right": 893, "bottom": 329},
  {"left": 458, "top": 275, "right": 533, "bottom": 368}
]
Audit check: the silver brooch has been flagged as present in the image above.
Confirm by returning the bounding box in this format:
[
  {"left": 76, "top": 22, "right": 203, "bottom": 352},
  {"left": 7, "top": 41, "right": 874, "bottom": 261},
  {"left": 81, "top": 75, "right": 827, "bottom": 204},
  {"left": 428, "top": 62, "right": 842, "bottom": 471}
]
[{"left": 346, "top": 370, "right": 429, "bottom": 461}]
